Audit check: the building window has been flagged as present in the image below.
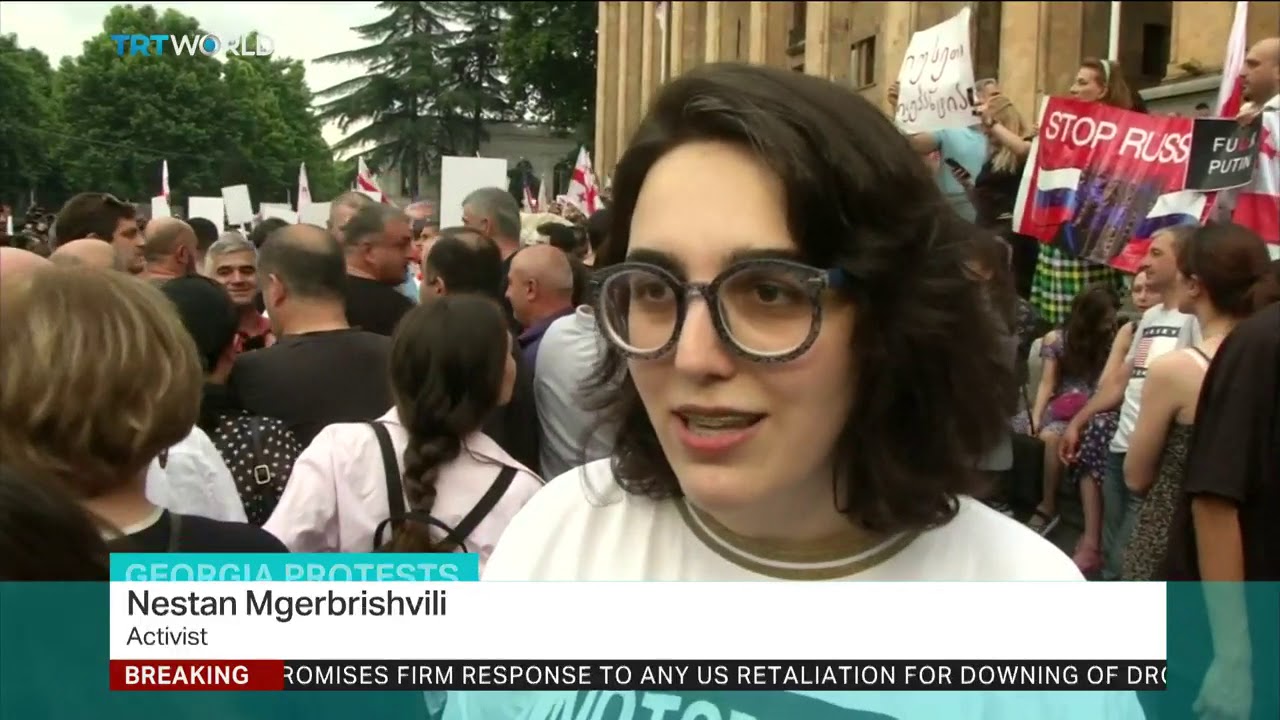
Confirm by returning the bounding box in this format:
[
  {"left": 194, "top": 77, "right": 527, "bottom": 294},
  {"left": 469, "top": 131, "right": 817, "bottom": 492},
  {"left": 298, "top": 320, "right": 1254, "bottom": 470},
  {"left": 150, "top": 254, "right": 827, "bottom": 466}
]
[
  {"left": 850, "top": 35, "right": 876, "bottom": 89},
  {"left": 1140, "top": 23, "right": 1170, "bottom": 78},
  {"left": 788, "top": 2, "right": 807, "bottom": 50}
]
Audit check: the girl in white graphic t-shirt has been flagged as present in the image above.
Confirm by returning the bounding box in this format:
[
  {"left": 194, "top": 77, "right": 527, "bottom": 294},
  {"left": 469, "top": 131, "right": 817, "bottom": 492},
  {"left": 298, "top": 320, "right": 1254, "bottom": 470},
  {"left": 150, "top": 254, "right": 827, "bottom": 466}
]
[{"left": 485, "top": 64, "right": 1083, "bottom": 584}]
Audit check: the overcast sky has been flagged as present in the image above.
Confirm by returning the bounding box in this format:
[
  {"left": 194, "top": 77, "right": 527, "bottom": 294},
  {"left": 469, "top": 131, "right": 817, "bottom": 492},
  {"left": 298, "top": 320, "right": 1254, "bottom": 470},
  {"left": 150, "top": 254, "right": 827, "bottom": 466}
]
[{"left": 0, "top": 1, "right": 381, "bottom": 152}]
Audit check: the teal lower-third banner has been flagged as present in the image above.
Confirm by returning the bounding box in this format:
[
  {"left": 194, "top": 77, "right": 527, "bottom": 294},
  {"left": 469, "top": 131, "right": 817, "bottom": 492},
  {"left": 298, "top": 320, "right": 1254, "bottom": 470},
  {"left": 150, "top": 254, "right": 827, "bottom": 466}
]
[{"left": 2, "top": 582, "right": 1277, "bottom": 720}]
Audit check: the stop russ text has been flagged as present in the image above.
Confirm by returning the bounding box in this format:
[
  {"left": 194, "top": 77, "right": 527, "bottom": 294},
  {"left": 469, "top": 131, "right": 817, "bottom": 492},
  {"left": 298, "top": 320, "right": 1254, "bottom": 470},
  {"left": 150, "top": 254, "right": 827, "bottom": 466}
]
[{"left": 1043, "top": 109, "right": 1192, "bottom": 166}]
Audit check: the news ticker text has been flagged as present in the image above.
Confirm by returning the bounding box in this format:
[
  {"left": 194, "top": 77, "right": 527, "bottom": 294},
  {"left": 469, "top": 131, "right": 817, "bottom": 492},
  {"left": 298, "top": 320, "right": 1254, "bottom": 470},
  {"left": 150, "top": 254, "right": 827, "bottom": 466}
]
[{"left": 110, "top": 659, "right": 1167, "bottom": 691}]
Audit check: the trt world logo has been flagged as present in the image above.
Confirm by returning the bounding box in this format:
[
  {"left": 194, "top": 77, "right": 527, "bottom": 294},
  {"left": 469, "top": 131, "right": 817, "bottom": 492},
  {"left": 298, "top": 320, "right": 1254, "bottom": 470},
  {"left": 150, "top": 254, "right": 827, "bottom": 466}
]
[{"left": 110, "top": 34, "right": 274, "bottom": 57}]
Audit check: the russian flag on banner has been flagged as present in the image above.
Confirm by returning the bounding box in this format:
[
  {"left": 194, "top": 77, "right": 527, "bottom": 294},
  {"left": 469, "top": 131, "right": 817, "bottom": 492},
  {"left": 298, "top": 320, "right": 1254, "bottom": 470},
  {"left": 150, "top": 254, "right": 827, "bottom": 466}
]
[{"left": 1013, "top": 97, "right": 1211, "bottom": 272}]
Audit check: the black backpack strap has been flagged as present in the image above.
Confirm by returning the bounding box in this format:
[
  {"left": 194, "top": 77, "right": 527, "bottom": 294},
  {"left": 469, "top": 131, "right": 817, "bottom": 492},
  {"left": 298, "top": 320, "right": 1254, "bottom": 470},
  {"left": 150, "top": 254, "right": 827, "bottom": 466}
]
[
  {"left": 368, "top": 422, "right": 404, "bottom": 548},
  {"left": 438, "top": 465, "right": 517, "bottom": 550},
  {"left": 248, "top": 416, "right": 272, "bottom": 486}
]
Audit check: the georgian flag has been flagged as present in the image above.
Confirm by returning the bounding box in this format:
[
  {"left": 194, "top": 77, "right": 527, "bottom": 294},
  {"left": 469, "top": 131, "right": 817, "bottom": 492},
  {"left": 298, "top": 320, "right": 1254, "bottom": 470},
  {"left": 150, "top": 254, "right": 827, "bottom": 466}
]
[
  {"left": 565, "top": 147, "right": 601, "bottom": 216},
  {"left": 356, "top": 157, "right": 387, "bottom": 203},
  {"left": 161, "top": 160, "right": 170, "bottom": 199}
]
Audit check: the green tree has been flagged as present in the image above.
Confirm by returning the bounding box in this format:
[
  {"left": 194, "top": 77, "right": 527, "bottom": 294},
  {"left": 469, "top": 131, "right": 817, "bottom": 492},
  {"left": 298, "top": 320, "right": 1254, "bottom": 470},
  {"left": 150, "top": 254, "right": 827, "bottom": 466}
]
[
  {"left": 498, "top": 1, "right": 597, "bottom": 140},
  {"left": 0, "top": 35, "right": 64, "bottom": 208},
  {"left": 222, "top": 39, "right": 344, "bottom": 202},
  {"left": 54, "top": 5, "right": 230, "bottom": 202},
  {"left": 40, "top": 5, "right": 339, "bottom": 209},
  {"left": 438, "top": 1, "right": 510, "bottom": 155},
  {"left": 314, "top": 1, "right": 456, "bottom": 198}
]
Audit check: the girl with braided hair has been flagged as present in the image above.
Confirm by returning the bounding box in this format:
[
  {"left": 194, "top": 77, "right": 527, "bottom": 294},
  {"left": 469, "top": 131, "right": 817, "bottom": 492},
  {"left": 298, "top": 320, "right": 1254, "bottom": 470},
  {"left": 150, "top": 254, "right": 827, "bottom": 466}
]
[{"left": 265, "top": 295, "right": 543, "bottom": 564}]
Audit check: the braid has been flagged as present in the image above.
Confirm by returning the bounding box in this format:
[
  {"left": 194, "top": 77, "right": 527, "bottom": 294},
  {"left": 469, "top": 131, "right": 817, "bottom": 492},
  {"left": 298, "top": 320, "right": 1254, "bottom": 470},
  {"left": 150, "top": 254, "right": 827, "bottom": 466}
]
[{"left": 383, "top": 431, "right": 462, "bottom": 553}]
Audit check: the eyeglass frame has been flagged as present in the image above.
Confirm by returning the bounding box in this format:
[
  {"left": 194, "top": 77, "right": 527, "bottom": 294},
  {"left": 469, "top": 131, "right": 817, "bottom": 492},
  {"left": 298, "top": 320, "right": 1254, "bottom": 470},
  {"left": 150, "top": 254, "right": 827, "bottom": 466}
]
[{"left": 592, "top": 257, "right": 854, "bottom": 364}]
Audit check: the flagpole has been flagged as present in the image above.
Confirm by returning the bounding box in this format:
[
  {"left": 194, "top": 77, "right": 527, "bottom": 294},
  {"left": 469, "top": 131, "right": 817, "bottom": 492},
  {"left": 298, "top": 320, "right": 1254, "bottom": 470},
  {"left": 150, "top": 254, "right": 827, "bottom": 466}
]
[{"left": 1107, "top": 1, "right": 1122, "bottom": 61}]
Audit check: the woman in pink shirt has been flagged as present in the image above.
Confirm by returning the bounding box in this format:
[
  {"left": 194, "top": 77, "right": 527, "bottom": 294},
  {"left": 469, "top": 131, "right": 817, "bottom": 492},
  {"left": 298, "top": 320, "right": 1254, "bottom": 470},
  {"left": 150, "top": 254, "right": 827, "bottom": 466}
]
[{"left": 264, "top": 295, "right": 543, "bottom": 564}]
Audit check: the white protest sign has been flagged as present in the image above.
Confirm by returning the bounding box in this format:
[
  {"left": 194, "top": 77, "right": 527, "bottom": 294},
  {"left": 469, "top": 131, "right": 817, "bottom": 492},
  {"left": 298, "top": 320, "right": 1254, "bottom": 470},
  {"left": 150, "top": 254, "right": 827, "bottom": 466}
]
[
  {"left": 187, "top": 197, "right": 225, "bottom": 228},
  {"left": 259, "top": 202, "right": 296, "bottom": 222},
  {"left": 440, "top": 156, "right": 510, "bottom": 229},
  {"left": 150, "top": 196, "right": 171, "bottom": 219},
  {"left": 895, "top": 8, "right": 978, "bottom": 134},
  {"left": 298, "top": 202, "right": 331, "bottom": 228},
  {"left": 221, "top": 185, "right": 255, "bottom": 226}
]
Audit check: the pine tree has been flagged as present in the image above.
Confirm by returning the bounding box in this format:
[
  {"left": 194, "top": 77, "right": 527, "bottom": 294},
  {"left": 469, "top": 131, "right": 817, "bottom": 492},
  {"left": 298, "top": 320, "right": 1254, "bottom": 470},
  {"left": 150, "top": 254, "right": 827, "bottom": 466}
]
[
  {"left": 439, "top": 2, "right": 511, "bottom": 156},
  {"left": 313, "top": 1, "right": 455, "bottom": 198}
]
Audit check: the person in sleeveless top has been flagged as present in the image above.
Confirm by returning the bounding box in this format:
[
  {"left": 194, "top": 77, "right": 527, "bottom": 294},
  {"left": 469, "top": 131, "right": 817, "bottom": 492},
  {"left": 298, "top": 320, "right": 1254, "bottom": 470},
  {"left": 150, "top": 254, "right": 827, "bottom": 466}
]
[
  {"left": 265, "top": 295, "right": 542, "bottom": 564},
  {"left": 1122, "top": 223, "right": 1278, "bottom": 580}
]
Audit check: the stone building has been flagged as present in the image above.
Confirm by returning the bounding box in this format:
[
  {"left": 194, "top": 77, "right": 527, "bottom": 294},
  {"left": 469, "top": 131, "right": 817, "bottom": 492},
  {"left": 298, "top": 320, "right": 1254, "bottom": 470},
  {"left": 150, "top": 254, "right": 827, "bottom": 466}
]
[{"left": 594, "top": 1, "right": 1280, "bottom": 178}]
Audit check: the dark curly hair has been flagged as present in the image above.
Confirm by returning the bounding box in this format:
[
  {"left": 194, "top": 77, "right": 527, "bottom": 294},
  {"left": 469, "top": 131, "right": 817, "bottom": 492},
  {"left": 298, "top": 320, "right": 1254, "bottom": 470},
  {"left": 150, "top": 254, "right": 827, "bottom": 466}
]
[
  {"left": 382, "top": 294, "right": 511, "bottom": 552},
  {"left": 587, "top": 62, "right": 1014, "bottom": 535},
  {"left": 1058, "top": 284, "right": 1121, "bottom": 384}
]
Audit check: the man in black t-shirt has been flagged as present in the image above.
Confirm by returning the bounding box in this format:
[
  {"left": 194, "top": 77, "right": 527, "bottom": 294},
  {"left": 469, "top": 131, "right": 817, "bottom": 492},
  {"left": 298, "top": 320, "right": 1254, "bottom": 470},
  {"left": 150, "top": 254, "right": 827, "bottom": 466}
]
[
  {"left": 230, "top": 224, "right": 393, "bottom": 446},
  {"left": 421, "top": 228, "right": 541, "bottom": 473},
  {"left": 339, "top": 201, "right": 415, "bottom": 336}
]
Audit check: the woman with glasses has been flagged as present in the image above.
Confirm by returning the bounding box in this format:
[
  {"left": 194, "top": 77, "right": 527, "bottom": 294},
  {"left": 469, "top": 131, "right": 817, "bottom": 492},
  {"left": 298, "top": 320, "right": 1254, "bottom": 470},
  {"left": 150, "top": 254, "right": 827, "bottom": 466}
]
[{"left": 484, "top": 64, "right": 1082, "bottom": 584}]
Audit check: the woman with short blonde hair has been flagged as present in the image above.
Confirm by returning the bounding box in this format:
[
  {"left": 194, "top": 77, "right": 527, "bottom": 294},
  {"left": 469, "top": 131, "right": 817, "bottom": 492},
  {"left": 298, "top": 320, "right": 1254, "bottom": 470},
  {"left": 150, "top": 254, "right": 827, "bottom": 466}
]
[{"left": 0, "top": 267, "right": 283, "bottom": 551}]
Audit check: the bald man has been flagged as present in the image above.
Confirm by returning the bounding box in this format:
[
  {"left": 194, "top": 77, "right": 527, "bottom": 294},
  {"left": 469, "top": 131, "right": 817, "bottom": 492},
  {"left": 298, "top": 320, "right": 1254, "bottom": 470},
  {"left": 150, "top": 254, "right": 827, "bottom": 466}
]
[
  {"left": 50, "top": 238, "right": 125, "bottom": 271},
  {"left": 506, "top": 243, "right": 576, "bottom": 370},
  {"left": 229, "top": 222, "right": 394, "bottom": 446},
  {"left": 142, "top": 217, "right": 198, "bottom": 280},
  {"left": 0, "top": 247, "right": 51, "bottom": 278},
  {"left": 1241, "top": 37, "right": 1279, "bottom": 110}
]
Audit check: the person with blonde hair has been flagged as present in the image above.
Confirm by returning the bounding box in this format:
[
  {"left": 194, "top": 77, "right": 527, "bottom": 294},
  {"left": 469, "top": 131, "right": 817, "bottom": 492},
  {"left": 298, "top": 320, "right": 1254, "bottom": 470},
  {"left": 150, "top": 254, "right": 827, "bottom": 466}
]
[
  {"left": 966, "top": 94, "right": 1039, "bottom": 297},
  {"left": 0, "top": 267, "right": 283, "bottom": 552}
]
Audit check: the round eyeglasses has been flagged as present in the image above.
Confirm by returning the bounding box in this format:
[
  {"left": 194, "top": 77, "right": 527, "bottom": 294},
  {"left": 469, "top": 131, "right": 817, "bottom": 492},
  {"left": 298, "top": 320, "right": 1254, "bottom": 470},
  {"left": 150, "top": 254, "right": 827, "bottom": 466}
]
[{"left": 593, "top": 258, "right": 853, "bottom": 363}]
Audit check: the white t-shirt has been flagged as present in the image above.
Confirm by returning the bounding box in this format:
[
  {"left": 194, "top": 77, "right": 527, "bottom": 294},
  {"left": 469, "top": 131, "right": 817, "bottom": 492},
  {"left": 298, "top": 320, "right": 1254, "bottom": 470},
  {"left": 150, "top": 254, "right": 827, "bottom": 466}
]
[
  {"left": 443, "top": 688, "right": 1145, "bottom": 720},
  {"left": 1111, "top": 303, "right": 1200, "bottom": 453},
  {"left": 484, "top": 460, "right": 1082, "bottom": 582},
  {"left": 144, "top": 426, "right": 246, "bottom": 523}
]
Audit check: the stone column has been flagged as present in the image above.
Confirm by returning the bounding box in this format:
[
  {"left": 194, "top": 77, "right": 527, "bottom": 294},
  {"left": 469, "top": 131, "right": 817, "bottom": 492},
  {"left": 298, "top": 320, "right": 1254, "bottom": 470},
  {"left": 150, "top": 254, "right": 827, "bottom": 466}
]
[
  {"left": 595, "top": 2, "right": 620, "bottom": 178},
  {"left": 1167, "top": 2, "right": 1239, "bottom": 80},
  {"left": 804, "top": 1, "right": 833, "bottom": 77},
  {"left": 878, "top": 1, "right": 915, "bottom": 112},
  {"left": 616, "top": 2, "right": 645, "bottom": 166},
  {"left": 826, "top": 2, "right": 853, "bottom": 86},
  {"left": 640, "top": 1, "right": 659, "bottom": 110},
  {"left": 747, "top": 1, "right": 789, "bottom": 66},
  {"left": 1043, "top": 2, "right": 1084, "bottom": 100},
  {"left": 670, "top": 2, "right": 706, "bottom": 77},
  {"left": 999, "top": 1, "right": 1048, "bottom": 123}
]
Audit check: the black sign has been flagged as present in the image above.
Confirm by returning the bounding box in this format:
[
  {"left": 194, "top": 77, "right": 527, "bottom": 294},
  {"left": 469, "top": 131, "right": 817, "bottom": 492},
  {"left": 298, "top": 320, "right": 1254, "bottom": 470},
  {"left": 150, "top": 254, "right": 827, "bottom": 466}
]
[{"left": 1186, "top": 118, "right": 1262, "bottom": 191}]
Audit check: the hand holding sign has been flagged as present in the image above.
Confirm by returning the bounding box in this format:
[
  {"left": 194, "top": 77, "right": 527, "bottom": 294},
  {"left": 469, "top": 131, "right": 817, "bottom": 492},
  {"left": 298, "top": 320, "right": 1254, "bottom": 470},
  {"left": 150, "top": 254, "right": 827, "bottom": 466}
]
[{"left": 895, "top": 8, "right": 978, "bottom": 135}]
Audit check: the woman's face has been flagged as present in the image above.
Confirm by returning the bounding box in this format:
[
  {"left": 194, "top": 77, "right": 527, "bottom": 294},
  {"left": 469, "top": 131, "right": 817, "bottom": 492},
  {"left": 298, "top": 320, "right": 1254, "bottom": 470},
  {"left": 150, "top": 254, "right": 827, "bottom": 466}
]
[
  {"left": 625, "top": 140, "right": 857, "bottom": 525},
  {"left": 1069, "top": 67, "right": 1106, "bottom": 102},
  {"left": 1172, "top": 266, "right": 1202, "bottom": 315},
  {"left": 1130, "top": 271, "right": 1158, "bottom": 312}
]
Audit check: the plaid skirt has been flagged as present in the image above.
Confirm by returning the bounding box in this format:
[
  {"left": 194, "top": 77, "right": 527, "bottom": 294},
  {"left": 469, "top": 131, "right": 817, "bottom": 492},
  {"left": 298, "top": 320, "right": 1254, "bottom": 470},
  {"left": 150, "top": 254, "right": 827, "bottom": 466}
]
[{"left": 1031, "top": 245, "right": 1129, "bottom": 325}]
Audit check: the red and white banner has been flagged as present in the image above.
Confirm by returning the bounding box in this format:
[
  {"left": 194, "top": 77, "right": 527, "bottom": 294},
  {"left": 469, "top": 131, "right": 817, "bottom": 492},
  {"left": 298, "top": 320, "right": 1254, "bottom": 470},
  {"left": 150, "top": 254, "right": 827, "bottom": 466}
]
[
  {"left": 1215, "top": 1, "right": 1249, "bottom": 118},
  {"left": 1013, "top": 98, "right": 1208, "bottom": 272},
  {"left": 161, "top": 160, "right": 170, "bottom": 199},
  {"left": 565, "top": 147, "right": 600, "bottom": 217},
  {"left": 356, "top": 157, "right": 387, "bottom": 204}
]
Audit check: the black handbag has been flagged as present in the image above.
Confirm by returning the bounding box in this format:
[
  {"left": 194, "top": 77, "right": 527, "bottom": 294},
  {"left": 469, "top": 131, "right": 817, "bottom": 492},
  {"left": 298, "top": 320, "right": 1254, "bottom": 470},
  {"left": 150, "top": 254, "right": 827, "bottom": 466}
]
[{"left": 1001, "top": 384, "right": 1045, "bottom": 521}]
